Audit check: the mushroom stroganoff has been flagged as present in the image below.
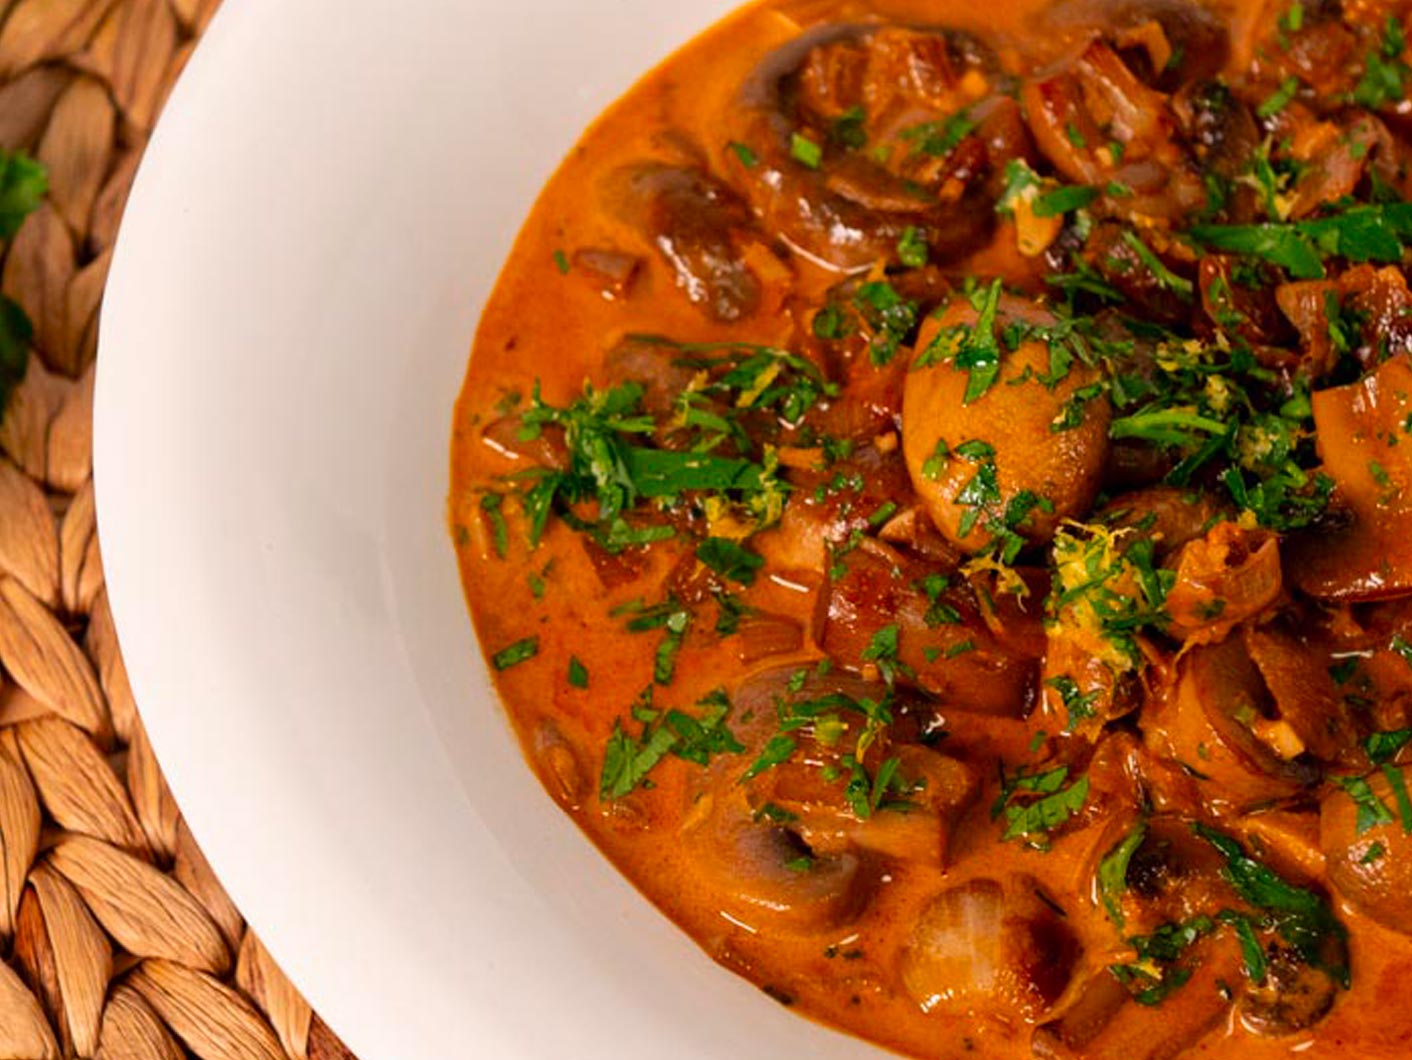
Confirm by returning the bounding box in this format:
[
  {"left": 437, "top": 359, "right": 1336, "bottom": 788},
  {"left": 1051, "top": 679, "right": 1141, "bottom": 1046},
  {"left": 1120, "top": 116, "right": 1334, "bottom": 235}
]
[{"left": 450, "top": 1, "right": 1412, "bottom": 1056}]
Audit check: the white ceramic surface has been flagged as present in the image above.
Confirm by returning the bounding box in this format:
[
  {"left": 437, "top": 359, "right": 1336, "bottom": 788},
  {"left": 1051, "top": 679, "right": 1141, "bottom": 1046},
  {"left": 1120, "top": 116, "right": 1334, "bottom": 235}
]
[{"left": 94, "top": 1, "right": 885, "bottom": 1058}]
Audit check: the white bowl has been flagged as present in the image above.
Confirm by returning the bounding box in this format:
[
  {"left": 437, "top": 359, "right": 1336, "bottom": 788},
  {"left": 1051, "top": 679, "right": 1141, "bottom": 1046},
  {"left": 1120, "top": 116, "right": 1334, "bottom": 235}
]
[{"left": 94, "top": 1, "right": 882, "bottom": 1057}]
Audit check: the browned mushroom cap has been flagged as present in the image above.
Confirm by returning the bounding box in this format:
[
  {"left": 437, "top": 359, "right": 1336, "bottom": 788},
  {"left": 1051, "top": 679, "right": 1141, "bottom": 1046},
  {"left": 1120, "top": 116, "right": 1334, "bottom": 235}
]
[
  {"left": 1238, "top": 943, "right": 1342, "bottom": 1036},
  {"left": 603, "top": 163, "right": 781, "bottom": 323},
  {"left": 1038, "top": 0, "right": 1230, "bottom": 88},
  {"left": 900, "top": 875, "right": 1079, "bottom": 1020},
  {"left": 1321, "top": 765, "right": 1412, "bottom": 936},
  {"left": 681, "top": 786, "right": 874, "bottom": 935},
  {"left": 1141, "top": 636, "right": 1318, "bottom": 813},
  {"left": 1287, "top": 353, "right": 1412, "bottom": 601},
  {"left": 1095, "top": 815, "right": 1235, "bottom": 929},
  {"left": 1243, "top": 619, "right": 1358, "bottom": 764},
  {"left": 1033, "top": 935, "right": 1244, "bottom": 1060},
  {"left": 724, "top": 23, "right": 1024, "bottom": 271},
  {"left": 601, "top": 336, "right": 702, "bottom": 419},
  {"left": 902, "top": 293, "right": 1111, "bottom": 552},
  {"left": 720, "top": 665, "right": 979, "bottom": 866},
  {"left": 1020, "top": 32, "right": 1207, "bottom": 226},
  {"left": 1163, "top": 521, "right": 1282, "bottom": 645},
  {"left": 816, "top": 537, "right": 1040, "bottom": 717}
]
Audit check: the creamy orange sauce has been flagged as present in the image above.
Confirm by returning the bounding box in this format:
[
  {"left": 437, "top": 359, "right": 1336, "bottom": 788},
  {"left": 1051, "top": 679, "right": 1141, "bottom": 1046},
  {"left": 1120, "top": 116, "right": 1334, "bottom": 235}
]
[{"left": 451, "top": 2, "right": 1412, "bottom": 1057}]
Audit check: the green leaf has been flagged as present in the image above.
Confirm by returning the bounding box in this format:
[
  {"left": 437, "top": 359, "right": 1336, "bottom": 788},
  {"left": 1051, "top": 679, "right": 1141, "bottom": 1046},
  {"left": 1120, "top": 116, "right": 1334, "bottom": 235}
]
[
  {"left": 1188, "top": 222, "right": 1325, "bottom": 278},
  {"left": 897, "top": 225, "right": 929, "bottom": 268},
  {"left": 1336, "top": 775, "right": 1395, "bottom": 835},
  {"left": 600, "top": 716, "right": 677, "bottom": 800},
  {"left": 993, "top": 765, "right": 1090, "bottom": 844},
  {"left": 599, "top": 689, "right": 743, "bottom": 800},
  {"left": 1369, "top": 729, "right": 1412, "bottom": 765},
  {"left": 568, "top": 656, "right": 589, "bottom": 688},
  {"left": 1354, "top": 17, "right": 1409, "bottom": 108},
  {"left": 0, "top": 150, "right": 47, "bottom": 241},
  {"left": 696, "top": 537, "right": 765, "bottom": 587},
  {"left": 901, "top": 112, "right": 976, "bottom": 157},
  {"left": 492, "top": 636, "right": 539, "bottom": 671},
  {"left": 728, "top": 141, "right": 758, "bottom": 168},
  {"left": 743, "top": 734, "right": 798, "bottom": 781},
  {"left": 1256, "top": 76, "right": 1300, "bottom": 118},
  {"left": 0, "top": 295, "right": 32, "bottom": 418},
  {"left": 1033, "top": 184, "right": 1097, "bottom": 219},
  {"left": 1382, "top": 764, "right": 1412, "bottom": 833},
  {"left": 622, "top": 447, "right": 771, "bottom": 497},
  {"left": 1193, "top": 823, "right": 1349, "bottom": 987},
  {"left": 791, "top": 132, "right": 823, "bottom": 169},
  {"left": 1120, "top": 229, "right": 1193, "bottom": 297},
  {"left": 480, "top": 493, "right": 509, "bottom": 558},
  {"left": 1224, "top": 913, "right": 1269, "bottom": 984},
  {"left": 955, "top": 279, "right": 1004, "bottom": 404},
  {"left": 1098, "top": 822, "right": 1148, "bottom": 926}
]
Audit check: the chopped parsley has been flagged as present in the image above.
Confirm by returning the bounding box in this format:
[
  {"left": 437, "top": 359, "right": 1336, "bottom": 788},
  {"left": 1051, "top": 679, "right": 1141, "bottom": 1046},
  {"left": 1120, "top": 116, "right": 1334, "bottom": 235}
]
[
  {"left": 791, "top": 132, "right": 823, "bottom": 169},
  {"left": 830, "top": 106, "right": 868, "bottom": 150},
  {"left": 1353, "top": 16, "right": 1409, "bottom": 109},
  {"left": 918, "top": 278, "right": 1005, "bottom": 404},
  {"left": 1049, "top": 524, "right": 1172, "bottom": 673},
  {"left": 1109, "top": 917, "right": 1214, "bottom": 1005},
  {"left": 517, "top": 379, "right": 788, "bottom": 551},
  {"left": 897, "top": 225, "right": 929, "bottom": 268},
  {"left": 1256, "top": 76, "right": 1300, "bottom": 119},
  {"left": 600, "top": 687, "right": 745, "bottom": 800},
  {"left": 854, "top": 281, "right": 920, "bottom": 366},
  {"left": 568, "top": 656, "right": 589, "bottom": 688},
  {"left": 1337, "top": 775, "right": 1396, "bottom": 834},
  {"left": 480, "top": 493, "right": 509, "bottom": 558},
  {"left": 728, "top": 141, "right": 758, "bottom": 168},
  {"left": 492, "top": 636, "right": 540, "bottom": 671},
  {"left": 992, "top": 764, "right": 1090, "bottom": 847},
  {"left": 696, "top": 537, "right": 765, "bottom": 587},
  {"left": 1033, "top": 184, "right": 1098, "bottom": 219},
  {"left": 1097, "top": 822, "right": 1148, "bottom": 927},
  {"left": 1194, "top": 824, "right": 1350, "bottom": 988},
  {"left": 1367, "top": 729, "right": 1412, "bottom": 764},
  {"left": 1120, "top": 230, "right": 1193, "bottom": 298},
  {"left": 901, "top": 111, "right": 976, "bottom": 157},
  {"left": 1189, "top": 202, "right": 1412, "bottom": 281},
  {"left": 1045, "top": 675, "right": 1101, "bottom": 730},
  {"left": 861, "top": 624, "right": 905, "bottom": 686}
]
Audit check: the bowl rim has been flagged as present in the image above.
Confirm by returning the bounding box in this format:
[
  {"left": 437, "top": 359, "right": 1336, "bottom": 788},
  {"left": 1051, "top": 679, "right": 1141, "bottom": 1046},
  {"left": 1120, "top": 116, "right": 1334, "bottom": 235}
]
[{"left": 92, "top": 1, "right": 881, "bottom": 1057}]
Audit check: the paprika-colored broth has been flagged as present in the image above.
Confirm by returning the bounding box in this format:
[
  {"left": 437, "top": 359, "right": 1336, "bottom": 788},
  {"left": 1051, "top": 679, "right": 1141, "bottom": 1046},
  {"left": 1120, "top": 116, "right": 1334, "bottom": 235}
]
[{"left": 451, "top": 1, "right": 1412, "bottom": 1056}]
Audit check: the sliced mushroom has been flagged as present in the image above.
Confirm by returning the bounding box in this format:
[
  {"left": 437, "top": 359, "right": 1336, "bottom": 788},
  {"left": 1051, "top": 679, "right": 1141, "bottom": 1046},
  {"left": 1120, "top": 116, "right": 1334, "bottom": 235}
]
[
  {"left": 726, "top": 24, "right": 1022, "bottom": 271},
  {"left": 604, "top": 163, "right": 778, "bottom": 322},
  {"left": 1020, "top": 38, "right": 1204, "bottom": 222},
  {"left": 900, "top": 875, "right": 1079, "bottom": 1020},
  {"left": 1034, "top": 936, "right": 1244, "bottom": 1060},
  {"left": 1243, "top": 619, "right": 1357, "bottom": 764},
  {"left": 1142, "top": 637, "right": 1318, "bottom": 812},
  {"left": 1164, "top": 521, "right": 1282, "bottom": 645},
  {"left": 817, "top": 538, "right": 1039, "bottom": 716},
  {"left": 1239, "top": 943, "right": 1341, "bottom": 1036},
  {"left": 1320, "top": 765, "right": 1412, "bottom": 936},
  {"left": 723, "top": 666, "right": 978, "bottom": 866},
  {"left": 683, "top": 787, "right": 874, "bottom": 935},
  {"left": 902, "top": 293, "right": 1111, "bottom": 552},
  {"left": 1288, "top": 353, "right": 1412, "bottom": 601}
]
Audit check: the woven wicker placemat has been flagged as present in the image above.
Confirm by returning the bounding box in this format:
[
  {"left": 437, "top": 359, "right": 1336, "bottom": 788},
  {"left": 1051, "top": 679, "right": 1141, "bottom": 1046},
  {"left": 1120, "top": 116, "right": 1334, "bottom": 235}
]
[{"left": 0, "top": 2, "right": 358, "bottom": 1057}]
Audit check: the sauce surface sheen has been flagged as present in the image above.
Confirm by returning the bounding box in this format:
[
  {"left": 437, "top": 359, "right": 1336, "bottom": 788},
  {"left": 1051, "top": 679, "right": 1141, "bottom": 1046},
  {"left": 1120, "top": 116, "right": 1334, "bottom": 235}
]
[{"left": 452, "top": 1, "right": 1412, "bottom": 1056}]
